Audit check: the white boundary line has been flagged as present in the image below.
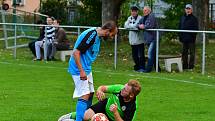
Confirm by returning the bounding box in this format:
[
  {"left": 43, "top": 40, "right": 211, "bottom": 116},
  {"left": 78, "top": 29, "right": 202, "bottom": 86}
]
[{"left": 0, "top": 61, "right": 214, "bottom": 88}]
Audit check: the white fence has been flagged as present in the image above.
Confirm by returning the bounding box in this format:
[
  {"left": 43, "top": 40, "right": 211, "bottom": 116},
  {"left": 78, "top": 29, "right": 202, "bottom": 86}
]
[{"left": 0, "top": 23, "right": 215, "bottom": 75}]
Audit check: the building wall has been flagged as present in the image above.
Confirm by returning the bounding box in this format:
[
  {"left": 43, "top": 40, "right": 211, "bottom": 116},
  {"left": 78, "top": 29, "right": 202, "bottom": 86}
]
[{"left": 3, "top": 0, "right": 40, "bottom": 13}]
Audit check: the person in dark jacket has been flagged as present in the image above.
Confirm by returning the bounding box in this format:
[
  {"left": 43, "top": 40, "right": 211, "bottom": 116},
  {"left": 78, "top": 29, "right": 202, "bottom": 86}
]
[
  {"left": 179, "top": 4, "right": 198, "bottom": 70},
  {"left": 138, "top": 6, "right": 161, "bottom": 73},
  {"left": 28, "top": 20, "right": 45, "bottom": 57}
]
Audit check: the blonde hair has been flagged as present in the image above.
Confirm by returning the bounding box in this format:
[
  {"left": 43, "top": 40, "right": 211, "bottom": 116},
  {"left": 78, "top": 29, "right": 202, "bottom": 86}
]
[{"left": 128, "top": 79, "right": 141, "bottom": 96}]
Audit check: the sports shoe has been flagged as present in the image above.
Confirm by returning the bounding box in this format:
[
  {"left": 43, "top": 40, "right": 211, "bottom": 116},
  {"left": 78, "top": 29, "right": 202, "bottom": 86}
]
[
  {"left": 33, "top": 58, "right": 42, "bottom": 61},
  {"left": 136, "top": 69, "right": 145, "bottom": 73}
]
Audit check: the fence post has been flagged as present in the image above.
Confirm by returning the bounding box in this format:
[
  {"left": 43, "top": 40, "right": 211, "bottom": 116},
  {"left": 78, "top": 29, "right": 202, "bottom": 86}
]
[
  {"left": 114, "top": 34, "right": 118, "bottom": 70},
  {"left": 202, "top": 32, "right": 206, "bottom": 75},
  {"left": 14, "top": 24, "right": 17, "bottom": 59},
  {"left": 0, "top": 7, "right": 8, "bottom": 48},
  {"left": 156, "top": 30, "right": 159, "bottom": 72}
]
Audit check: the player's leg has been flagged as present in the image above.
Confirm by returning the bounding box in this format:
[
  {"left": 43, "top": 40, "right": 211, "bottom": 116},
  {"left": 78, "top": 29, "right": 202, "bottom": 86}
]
[
  {"left": 83, "top": 108, "right": 95, "bottom": 121},
  {"left": 72, "top": 73, "right": 95, "bottom": 121},
  {"left": 87, "top": 72, "right": 94, "bottom": 108},
  {"left": 84, "top": 98, "right": 108, "bottom": 121},
  {"left": 76, "top": 97, "right": 88, "bottom": 121}
]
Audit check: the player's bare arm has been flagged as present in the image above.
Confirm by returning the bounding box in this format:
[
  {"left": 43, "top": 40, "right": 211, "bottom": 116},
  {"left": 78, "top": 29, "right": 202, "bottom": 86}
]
[
  {"left": 73, "top": 49, "right": 87, "bottom": 80},
  {"left": 110, "top": 104, "right": 124, "bottom": 121},
  {"left": 96, "top": 85, "right": 107, "bottom": 101}
]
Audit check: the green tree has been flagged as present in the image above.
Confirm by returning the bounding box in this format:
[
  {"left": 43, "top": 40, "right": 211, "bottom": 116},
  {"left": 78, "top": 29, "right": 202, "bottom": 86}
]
[
  {"left": 72, "top": 0, "right": 102, "bottom": 26},
  {"left": 160, "top": 0, "right": 192, "bottom": 40},
  {"left": 118, "top": 0, "right": 144, "bottom": 27},
  {"left": 101, "top": 0, "right": 125, "bottom": 24},
  {"left": 161, "top": 0, "right": 209, "bottom": 41},
  {"left": 40, "top": 0, "right": 67, "bottom": 24},
  {"left": 161, "top": 0, "right": 192, "bottom": 29}
]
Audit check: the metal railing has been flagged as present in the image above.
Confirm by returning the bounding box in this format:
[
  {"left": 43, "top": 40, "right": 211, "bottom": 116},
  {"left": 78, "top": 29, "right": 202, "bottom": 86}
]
[
  {"left": 116, "top": 27, "right": 215, "bottom": 75},
  {"left": 0, "top": 23, "right": 92, "bottom": 60},
  {"left": 0, "top": 23, "right": 215, "bottom": 75},
  {"left": 146, "top": 29, "right": 214, "bottom": 75}
]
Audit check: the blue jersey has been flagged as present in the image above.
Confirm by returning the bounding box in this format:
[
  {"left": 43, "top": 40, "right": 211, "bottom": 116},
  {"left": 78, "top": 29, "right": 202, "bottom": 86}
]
[{"left": 68, "top": 28, "right": 101, "bottom": 75}]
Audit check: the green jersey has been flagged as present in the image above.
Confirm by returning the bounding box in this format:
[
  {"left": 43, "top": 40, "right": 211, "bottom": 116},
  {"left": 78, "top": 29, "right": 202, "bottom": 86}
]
[{"left": 105, "top": 84, "right": 138, "bottom": 121}]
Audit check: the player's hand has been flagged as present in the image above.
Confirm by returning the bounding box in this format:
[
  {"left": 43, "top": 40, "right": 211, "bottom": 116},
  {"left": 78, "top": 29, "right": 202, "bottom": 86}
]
[
  {"left": 110, "top": 103, "right": 118, "bottom": 113},
  {"left": 96, "top": 90, "right": 105, "bottom": 101},
  {"left": 80, "top": 70, "right": 87, "bottom": 80}
]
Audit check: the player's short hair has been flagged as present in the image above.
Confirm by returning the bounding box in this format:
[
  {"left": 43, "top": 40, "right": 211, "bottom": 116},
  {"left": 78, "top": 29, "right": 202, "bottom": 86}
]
[
  {"left": 101, "top": 21, "right": 117, "bottom": 32},
  {"left": 128, "top": 79, "right": 141, "bottom": 96}
]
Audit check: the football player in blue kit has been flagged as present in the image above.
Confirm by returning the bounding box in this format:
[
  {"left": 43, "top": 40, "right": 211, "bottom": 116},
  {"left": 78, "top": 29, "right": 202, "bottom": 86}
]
[{"left": 68, "top": 21, "right": 118, "bottom": 121}]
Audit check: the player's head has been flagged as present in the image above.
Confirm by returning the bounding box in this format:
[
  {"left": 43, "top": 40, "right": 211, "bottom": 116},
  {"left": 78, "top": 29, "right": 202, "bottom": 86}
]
[
  {"left": 121, "top": 79, "right": 141, "bottom": 101},
  {"left": 101, "top": 21, "right": 118, "bottom": 39},
  {"left": 130, "top": 6, "right": 139, "bottom": 17}
]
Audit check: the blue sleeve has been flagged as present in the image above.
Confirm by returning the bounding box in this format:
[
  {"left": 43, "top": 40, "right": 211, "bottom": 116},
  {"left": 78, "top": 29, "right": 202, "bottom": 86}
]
[{"left": 76, "top": 30, "right": 97, "bottom": 53}]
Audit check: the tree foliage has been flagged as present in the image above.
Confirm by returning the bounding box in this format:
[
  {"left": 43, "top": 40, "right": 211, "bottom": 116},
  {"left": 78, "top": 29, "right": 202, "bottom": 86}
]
[
  {"left": 101, "top": 0, "right": 125, "bottom": 24},
  {"left": 40, "top": 0, "right": 68, "bottom": 24},
  {"left": 160, "top": 0, "right": 192, "bottom": 40},
  {"left": 118, "top": 0, "right": 143, "bottom": 27},
  {"left": 73, "top": 0, "right": 102, "bottom": 26},
  {"left": 161, "top": 0, "right": 192, "bottom": 29}
]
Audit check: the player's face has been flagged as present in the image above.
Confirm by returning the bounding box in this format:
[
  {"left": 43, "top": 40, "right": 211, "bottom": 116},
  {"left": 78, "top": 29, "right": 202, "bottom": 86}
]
[
  {"left": 103, "top": 28, "right": 118, "bottom": 40},
  {"left": 109, "top": 27, "right": 118, "bottom": 39},
  {"left": 121, "top": 84, "right": 133, "bottom": 98}
]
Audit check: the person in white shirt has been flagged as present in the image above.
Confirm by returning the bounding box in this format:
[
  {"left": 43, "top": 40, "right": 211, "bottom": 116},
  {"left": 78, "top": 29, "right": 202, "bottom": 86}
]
[{"left": 124, "top": 6, "right": 145, "bottom": 72}]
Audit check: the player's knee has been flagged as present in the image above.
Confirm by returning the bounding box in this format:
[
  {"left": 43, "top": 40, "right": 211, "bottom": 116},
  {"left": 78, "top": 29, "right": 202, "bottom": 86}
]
[{"left": 83, "top": 108, "right": 95, "bottom": 121}]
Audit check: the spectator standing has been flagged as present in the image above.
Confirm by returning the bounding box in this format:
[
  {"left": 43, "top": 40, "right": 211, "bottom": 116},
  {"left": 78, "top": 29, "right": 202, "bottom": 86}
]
[
  {"left": 124, "top": 6, "right": 145, "bottom": 72},
  {"left": 68, "top": 21, "right": 118, "bottom": 121},
  {"left": 138, "top": 6, "right": 160, "bottom": 73},
  {"left": 179, "top": 4, "right": 198, "bottom": 70}
]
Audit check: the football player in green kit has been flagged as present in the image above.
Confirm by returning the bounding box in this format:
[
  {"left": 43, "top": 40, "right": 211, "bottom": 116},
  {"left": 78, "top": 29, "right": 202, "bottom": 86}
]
[{"left": 58, "top": 79, "right": 141, "bottom": 121}]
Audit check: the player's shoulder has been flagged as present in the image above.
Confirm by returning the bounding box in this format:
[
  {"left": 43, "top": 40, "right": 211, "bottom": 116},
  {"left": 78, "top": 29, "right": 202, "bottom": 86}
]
[
  {"left": 106, "top": 84, "right": 124, "bottom": 93},
  {"left": 107, "top": 84, "right": 124, "bottom": 88},
  {"left": 83, "top": 27, "right": 97, "bottom": 34}
]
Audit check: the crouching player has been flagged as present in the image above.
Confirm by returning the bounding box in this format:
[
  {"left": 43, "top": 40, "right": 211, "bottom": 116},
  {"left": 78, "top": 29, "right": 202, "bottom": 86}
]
[{"left": 58, "top": 79, "right": 141, "bottom": 121}]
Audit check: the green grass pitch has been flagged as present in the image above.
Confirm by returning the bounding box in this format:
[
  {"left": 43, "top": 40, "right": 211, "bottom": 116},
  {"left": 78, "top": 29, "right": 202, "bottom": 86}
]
[{"left": 0, "top": 59, "right": 215, "bottom": 121}]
